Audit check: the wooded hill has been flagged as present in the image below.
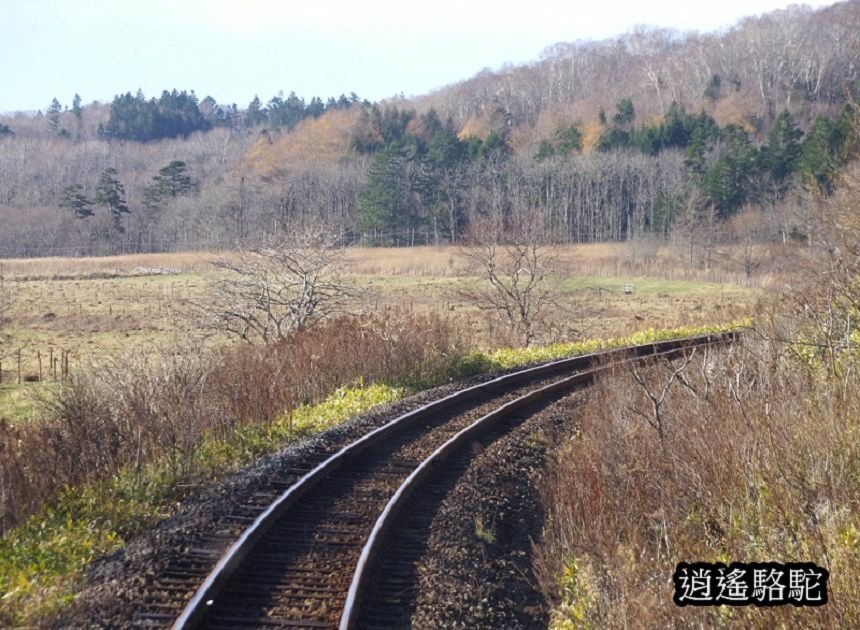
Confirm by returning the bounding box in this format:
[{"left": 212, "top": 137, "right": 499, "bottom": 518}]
[{"left": 0, "top": 1, "right": 858, "bottom": 257}]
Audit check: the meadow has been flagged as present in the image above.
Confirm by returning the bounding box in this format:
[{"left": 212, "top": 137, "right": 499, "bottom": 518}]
[{"left": 0, "top": 243, "right": 756, "bottom": 422}]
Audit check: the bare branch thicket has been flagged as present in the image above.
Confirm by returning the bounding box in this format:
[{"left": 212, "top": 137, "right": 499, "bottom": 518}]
[
  {"left": 717, "top": 209, "right": 770, "bottom": 280},
  {"left": 198, "top": 227, "right": 361, "bottom": 343},
  {"left": 0, "top": 266, "right": 7, "bottom": 323},
  {"left": 0, "top": 265, "right": 10, "bottom": 356},
  {"left": 460, "top": 212, "right": 557, "bottom": 347},
  {"left": 671, "top": 187, "right": 716, "bottom": 270},
  {"left": 625, "top": 348, "right": 697, "bottom": 444},
  {"left": 779, "top": 102, "right": 860, "bottom": 362}
]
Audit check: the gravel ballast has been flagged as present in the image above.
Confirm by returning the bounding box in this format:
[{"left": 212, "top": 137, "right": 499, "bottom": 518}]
[{"left": 58, "top": 372, "right": 581, "bottom": 628}]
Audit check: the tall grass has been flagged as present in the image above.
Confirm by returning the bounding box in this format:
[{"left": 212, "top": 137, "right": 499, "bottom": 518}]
[
  {"left": 537, "top": 325, "right": 860, "bottom": 628},
  {"left": 0, "top": 313, "right": 464, "bottom": 532}
]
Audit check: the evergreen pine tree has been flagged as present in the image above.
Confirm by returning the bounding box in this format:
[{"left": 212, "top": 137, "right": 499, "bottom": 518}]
[
  {"left": 60, "top": 184, "right": 94, "bottom": 218},
  {"left": 95, "top": 168, "right": 130, "bottom": 232},
  {"left": 762, "top": 110, "right": 802, "bottom": 184},
  {"left": 702, "top": 125, "right": 759, "bottom": 214},
  {"left": 72, "top": 94, "right": 83, "bottom": 122},
  {"left": 143, "top": 161, "right": 195, "bottom": 210},
  {"left": 360, "top": 147, "right": 412, "bottom": 243},
  {"left": 798, "top": 115, "right": 845, "bottom": 193},
  {"left": 245, "top": 96, "right": 266, "bottom": 127},
  {"left": 47, "top": 98, "right": 62, "bottom": 134},
  {"left": 534, "top": 140, "right": 556, "bottom": 162}
]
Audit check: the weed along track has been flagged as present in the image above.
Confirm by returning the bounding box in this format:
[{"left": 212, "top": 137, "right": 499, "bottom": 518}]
[{"left": 135, "top": 334, "right": 736, "bottom": 629}]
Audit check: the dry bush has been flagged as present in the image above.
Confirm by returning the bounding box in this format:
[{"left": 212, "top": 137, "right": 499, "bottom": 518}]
[
  {"left": 0, "top": 341, "right": 215, "bottom": 528},
  {"left": 0, "top": 313, "right": 465, "bottom": 531},
  {"left": 208, "top": 312, "right": 466, "bottom": 435},
  {"left": 199, "top": 227, "right": 360, "bottom": 343},
  {"left": 461, "top": 213, "right": 558, "bottom": 347},
  {"left": 536, "top": 333, "right": 860, "bottom": 628}
]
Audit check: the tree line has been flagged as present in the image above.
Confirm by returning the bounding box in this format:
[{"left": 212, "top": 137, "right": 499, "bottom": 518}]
[
  {"left": 0, "top": 97, "right": 854, "bottom": 257},
  {"left": 0, "top": 1, "right": 857, "bottom": 257},
  {"left": 21, "top": 89, "right": 371, "bottom": 144}
]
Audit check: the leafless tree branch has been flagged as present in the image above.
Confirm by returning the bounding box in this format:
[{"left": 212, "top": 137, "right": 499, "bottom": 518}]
[
  {"left": 193, "top": 226, "right": 361, "bottom": 343},
  {"left": 460, "top": 213, "right": 557, "bottom": 346}
]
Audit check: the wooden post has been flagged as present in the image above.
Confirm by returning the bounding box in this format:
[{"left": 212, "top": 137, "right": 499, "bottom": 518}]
[
  {"left": 49, "top": 348, "right": 54, "bottom": 380},
  {"left": 17, "top": 349, "right": 21, "bottom": 384},
  {"left": 38, "top": 350, "right": 42, "bottom": 382}
]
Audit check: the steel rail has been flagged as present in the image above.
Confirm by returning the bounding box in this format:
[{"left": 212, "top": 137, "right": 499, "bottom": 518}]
[
  {"left": 173, "top": 332, "right": 736, "bottom": 629},
  {"left": 338, "top": 334, "right": 732, "bottom": 628}
]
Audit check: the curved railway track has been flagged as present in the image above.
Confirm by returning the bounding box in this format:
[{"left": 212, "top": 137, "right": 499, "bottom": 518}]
[{"left": 136, "top": 333, "right": 735, "bottom": 629}]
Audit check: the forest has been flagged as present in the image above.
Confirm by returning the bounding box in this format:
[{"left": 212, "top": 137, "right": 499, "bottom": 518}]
[{"left": 0, "top": 1, "right": 858, "bottom": 257}]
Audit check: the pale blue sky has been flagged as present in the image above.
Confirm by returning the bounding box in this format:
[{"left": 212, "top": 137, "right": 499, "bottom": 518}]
[{"left": 0, "top": 0, "right": 839, "bottom": 114}]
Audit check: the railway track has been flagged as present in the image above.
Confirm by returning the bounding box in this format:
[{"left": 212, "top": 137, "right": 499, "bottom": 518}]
[{"left": 132, "top": 333, "right": 735, "bottom": 629}]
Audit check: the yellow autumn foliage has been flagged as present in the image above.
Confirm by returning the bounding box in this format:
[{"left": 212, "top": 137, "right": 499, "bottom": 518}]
[
  {"left": 458, "top": 116, "right": 490, "bottom": 141},
  {"left": 710, "top": 94, "right": 757, "bottom": 134},
  {"left": 243, "top": 108, "right": 362, "bottom": 180},
  {"left": 579, "top": 119, "right": 604, "bottom": 154}
]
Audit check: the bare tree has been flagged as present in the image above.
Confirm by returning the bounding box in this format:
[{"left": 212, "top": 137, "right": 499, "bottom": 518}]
[
  {"left": 0, "top": 265, "right": 8, "bottom": 334},
  {"left": 671, "top": 189, "right": 722, "bottom": 271},
  {"left": 626, "top": 348, "right": 697, "bottom": 446},
  {"left": 0, "top": 266, "right": 12, "bottom": 380},
  {"left": 198, "top": 227, "right": 359, "bottom": 343},
  {"left": 461, "top": 213, "right": 556, "bottom": 346}
]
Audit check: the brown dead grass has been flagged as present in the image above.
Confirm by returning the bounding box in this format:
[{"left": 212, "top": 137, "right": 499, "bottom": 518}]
[
  {"left": 536, "top": 320, "right": 860, "bottom": 628},
  {"left": 0, "top": 240, "right": 801, "bottom": 283},
  {"left": 0, "top": 244, "right": 760, "bottom": 417},
  {"left": 0, "top": 252, "right": 219, "bottom": 279},
  {"left": 0, "top": 312, "right": 465, "bottom": 531}
]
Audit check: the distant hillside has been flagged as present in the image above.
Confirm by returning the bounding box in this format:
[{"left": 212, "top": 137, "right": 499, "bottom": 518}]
[
  {"left": 416, "top": 1, "right": 860, "bottom": 147},
  {"left": 0, "top": 1, "right": 858, "bottom": 258}
]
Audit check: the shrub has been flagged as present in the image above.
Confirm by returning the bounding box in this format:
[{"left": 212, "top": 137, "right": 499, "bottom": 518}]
[
  {"left": 537, "top": 327, "right": 860, "bottom": 627},
  {"left": 0, "top": 313, "right": 465, "bottom": 532}
]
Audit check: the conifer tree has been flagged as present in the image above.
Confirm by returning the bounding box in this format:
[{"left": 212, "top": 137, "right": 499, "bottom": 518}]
[
  {"left": 143, "top": 161, "right": 195, "bottom": 209},
  {"left": 60, "top": 184, "right": 94, "bottom": 218},
  {"left": 95, "top": 168, "right": 130, "bottom": 232},
  {"left": 72, "top": 94, "right": 83, "bottom": 122},
  {"left": 47, "top": 98, "right": 62, "bottom": 134},
  {"left": 762, "top": 110, "right": 802, "bottom": 184},
  {"left": 702, "top": 125, "right": 759, "bottom": 214}
]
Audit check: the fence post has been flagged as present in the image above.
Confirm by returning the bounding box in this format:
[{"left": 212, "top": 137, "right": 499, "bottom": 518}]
[{"left": 17, "top": 349, "right": 21, "bottom": 385}]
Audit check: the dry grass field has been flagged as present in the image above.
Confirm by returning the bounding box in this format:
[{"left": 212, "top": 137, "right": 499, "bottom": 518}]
[
  {"left": 0, "top": 242, "right": 786, "bottom": 627},
  {"left": 0, "top": 243, "right": 758, "bottom": 422}
]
